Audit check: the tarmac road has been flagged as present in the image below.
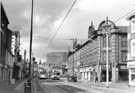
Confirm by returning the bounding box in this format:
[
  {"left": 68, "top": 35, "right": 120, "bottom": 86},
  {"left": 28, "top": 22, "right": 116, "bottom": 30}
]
[{"left": 38, "top": 79, "right": 90, "bottom": 93}]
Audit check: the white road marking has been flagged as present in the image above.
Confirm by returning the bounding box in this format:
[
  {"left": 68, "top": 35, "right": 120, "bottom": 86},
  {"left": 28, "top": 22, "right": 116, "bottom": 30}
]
[
  {"left": 33, "top": 82, "right": 37, "bottom": 93},
  {"left": 49, "top": 83, "right": 68, "bottom": 93},
  {"left": 15, "top": 81, "right": 25, "bottom": 91},
  {"left": 42, "top": 82, "right": 51, "bottom": 85},
  {"left": 39, "top": 82, "right": 50, "bottom": 93}
]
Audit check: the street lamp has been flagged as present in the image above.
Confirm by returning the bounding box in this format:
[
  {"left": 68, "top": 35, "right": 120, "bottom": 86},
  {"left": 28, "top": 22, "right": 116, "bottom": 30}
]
[
  {"left": 29, "top": 0, "right": 34, "bottom": 81},
  {"left": 100, "top": 17, "right": 116, "bottom": 88}
]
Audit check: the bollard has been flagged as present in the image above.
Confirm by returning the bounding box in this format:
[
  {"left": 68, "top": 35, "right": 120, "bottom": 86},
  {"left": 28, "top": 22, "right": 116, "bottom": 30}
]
[{"left": 24, "top": 82, "right": 31, "bottom": 93}]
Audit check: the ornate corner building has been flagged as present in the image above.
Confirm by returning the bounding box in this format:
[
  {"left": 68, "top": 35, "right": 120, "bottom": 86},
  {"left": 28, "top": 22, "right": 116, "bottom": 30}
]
[{"left": 68, "top": 19, "right": 128, "bottom": 83}]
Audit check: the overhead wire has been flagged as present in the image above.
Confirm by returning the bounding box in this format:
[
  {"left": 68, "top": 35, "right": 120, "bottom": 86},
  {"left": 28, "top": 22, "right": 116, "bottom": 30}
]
[
  {"left": 42, "top": 0, "right": 77, "bottom": 57},
  {"left": 114, "top": 9, "right": 135, "bottom": 23}
]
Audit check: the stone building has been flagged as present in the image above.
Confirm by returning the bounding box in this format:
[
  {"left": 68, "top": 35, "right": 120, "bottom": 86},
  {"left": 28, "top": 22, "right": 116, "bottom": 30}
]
[
  {"left": 68, "top": 19, "right": 128, "bottom": 83},
  {"left": 127, "top": 12, "right": 135, "bottom": 86},
  {"left": 0, "top": 3, "right": 14, "bottom": 88}
]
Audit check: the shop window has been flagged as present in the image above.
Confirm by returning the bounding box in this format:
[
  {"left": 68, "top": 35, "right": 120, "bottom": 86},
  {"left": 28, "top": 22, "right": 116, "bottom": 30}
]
[
  {"left": 121, "top": 51, "right": 127, "bottom": 62},
  {"left": 131, "top": 68, "right": 135, "bottom": 82}
]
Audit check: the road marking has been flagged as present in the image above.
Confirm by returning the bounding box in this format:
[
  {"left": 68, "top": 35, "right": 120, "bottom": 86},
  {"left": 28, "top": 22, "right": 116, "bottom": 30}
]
[
  {"left": 39, "top": 82, "right": 50, "bottom": 93},
  {"left": 15, "top": 81, "right": 25, "bottom": 91},
  {"left": 33, "top": 82, "right": 37, "bottom": 93},
  {"left": 42, "top": 82, "right": 51, "bottom": 85},
  {"left": 50, "top": 84, "right": 68, "bottom": 93}
]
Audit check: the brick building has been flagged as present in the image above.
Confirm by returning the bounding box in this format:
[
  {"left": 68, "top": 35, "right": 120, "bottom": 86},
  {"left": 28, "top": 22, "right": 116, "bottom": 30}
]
[{"left": 68, "top": 19, "right": 128, "bottom": 83}]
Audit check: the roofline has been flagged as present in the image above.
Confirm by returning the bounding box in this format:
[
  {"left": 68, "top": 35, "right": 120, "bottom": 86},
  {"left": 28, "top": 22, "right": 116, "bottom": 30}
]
[
  {"left": 1, "top": 3, "right": 10, "bottom": 24},
  {"left": 126, "top": 12, "right": 135, "bottom": 20}
]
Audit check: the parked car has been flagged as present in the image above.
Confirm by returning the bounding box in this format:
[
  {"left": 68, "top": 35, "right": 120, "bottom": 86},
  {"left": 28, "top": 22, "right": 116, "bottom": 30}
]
[{"left": 67, "top": 75, "right": 77, "bottom": 82}]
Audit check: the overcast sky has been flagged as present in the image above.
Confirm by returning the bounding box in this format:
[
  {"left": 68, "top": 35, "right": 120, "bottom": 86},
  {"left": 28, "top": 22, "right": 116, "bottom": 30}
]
[{"left": 2, "top": 0, "right": 135, "bottom": 62}]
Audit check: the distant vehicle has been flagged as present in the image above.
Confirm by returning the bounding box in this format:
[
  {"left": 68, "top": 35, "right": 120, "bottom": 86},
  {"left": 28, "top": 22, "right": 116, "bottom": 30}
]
[
  {"left": 51, "top": 71, "right": 60, "bottom": 80},
  {"left": 39, "top": 70, "right": 47, "bottom": 79},
  {"left": 67, "top": 75, "right": 77, "bottom": 82},
  {"left": 39, "top": 74, "right": 47, "bottom": 79}
]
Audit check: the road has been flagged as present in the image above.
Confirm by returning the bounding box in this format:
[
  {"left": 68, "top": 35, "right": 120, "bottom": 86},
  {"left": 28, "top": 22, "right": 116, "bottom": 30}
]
[{"left": 38, "top": 78, "right": 90, "bottom": 93}]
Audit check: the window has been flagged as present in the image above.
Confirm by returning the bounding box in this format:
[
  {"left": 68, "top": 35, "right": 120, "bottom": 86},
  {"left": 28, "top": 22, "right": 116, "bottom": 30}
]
[
  {"left": 103, "top": 51, "right": 111, "bottom": 62},
  {"left": 121, "top": 36, "right": 127, "bottom": 47},
  {"left": 103, "top": 36, "right": 106, "bottom": 47},
  {"left": 103, "top": 52, "right": 106, "bottom": 62},
  {"left": 121, "top": 51, "right": 127, "bottom": 62},
  {"left": 132, "top": 20, "right": 135, "bottom": 33},
  {"left": 103, "top": 35, "right": 110, "bottom": 47}
]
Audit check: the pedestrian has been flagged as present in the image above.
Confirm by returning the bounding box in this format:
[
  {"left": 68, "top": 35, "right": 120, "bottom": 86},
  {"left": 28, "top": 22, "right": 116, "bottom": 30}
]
[
  {"left": 102, "top": 74, "right": 105, "bottom": 82},
  {"left": 95, "top": 73, "right": 98, "bottom": 83}
]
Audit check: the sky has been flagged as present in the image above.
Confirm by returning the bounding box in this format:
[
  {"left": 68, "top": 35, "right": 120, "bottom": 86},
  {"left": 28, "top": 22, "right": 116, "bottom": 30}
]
[{"left": 2, "top": 0, "right": 135, "bottom": 62}]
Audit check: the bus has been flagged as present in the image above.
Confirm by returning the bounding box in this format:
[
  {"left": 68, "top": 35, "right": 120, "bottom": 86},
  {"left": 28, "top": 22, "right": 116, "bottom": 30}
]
[{"left": 39, "top": 70, "right": 47, "bottom": 79}]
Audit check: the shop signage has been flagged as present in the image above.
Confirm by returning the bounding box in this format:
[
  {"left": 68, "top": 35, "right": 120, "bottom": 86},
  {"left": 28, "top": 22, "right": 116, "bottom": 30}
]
[
  {"left": 102, "top": 65, "right": 110, "bottom": 69},
  {"left": 86, "top": 67, "right": 93, "bottom": 72},
  {"left": 80, "top": 68, "right": 85, "bottom": 72},
  {"left": 127, "top": 62, "right": 135, "bottom": 68},
  {"left": 120, "top": 66, "right": 128, "bottom": 69}
]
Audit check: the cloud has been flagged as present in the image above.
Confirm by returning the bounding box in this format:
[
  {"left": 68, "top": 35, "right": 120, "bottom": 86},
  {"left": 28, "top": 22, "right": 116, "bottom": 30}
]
[{"left": 3, "top": 0, "right": 135, "bottom": 62}]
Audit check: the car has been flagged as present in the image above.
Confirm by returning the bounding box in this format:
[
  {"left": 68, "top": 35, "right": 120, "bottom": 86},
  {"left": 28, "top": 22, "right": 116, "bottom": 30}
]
[
  {"left": 39, "top": 74, "right": 47, "bottom": 79},
  {"left": 51, "top": 74, "right": 60, "bottom": 80},
  {"left": 51, "top": 75, "right": 60, "bottom": 80},
  {"left": 67, "top": 75, "right": 77, "bottom": 82}
]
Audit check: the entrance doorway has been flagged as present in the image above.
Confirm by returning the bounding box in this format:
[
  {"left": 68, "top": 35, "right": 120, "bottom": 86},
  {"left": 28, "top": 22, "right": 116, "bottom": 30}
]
[
  {"left": 102, "top": 71, "right": 112, "bottom": 82},
  {"left": 119, "top": 70, "right": 128, "bottom": 81}
]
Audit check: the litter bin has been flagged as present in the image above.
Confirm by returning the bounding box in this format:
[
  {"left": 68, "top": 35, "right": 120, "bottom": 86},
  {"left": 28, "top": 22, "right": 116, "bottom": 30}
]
[{"left": 24, "top": 82, "right": 31, "bottom": 93}]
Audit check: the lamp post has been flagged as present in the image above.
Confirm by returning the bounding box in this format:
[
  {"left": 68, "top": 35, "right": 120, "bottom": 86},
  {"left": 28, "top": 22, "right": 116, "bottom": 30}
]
[
  {"left": 29, "top": 0, "right": 34, "bottom": 80},
  {"left": 101, "top": 17, "right": 113, "bottom": 88}
]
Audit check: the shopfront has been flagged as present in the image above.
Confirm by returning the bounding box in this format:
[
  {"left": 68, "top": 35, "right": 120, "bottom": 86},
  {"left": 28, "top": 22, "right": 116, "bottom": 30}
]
[
  {"left": 101, "top": 64, "right": 112, "bottom": 82},
  {"left": 127, "top": 61, "right": 135, "bottom": 86},
  {"left": 80, "top": 68, "right": 85, "bottom": 80},
  {"left": 119, "top": 65, "right": 128, "bottom": 81},
  {"left": 80, "top": 67, "right": 93, "bottom": 81}
]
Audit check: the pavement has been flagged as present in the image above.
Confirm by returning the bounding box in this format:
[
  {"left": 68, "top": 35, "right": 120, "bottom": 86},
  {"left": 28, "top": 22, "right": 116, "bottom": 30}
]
[
  {"left": 60, "top": 78, "right": 135, "bottom": 93},
  {"left": 0, "top": 78, "right": 38, "bottom": 93}
]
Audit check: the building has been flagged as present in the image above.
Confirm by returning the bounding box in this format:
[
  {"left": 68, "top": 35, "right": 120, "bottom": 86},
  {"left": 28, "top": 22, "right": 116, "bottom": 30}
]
[
  {"left": 0, "top": 3, "right": 14, "bottom": 88},
  {"left": 12, "top": 31, "right": 21, "bottom": 80},
  {"left": 127, "top": 12, "right": 135, "bottom": 86},
  {"left": 68, "top": 19, "right": 128, "bottom": 83},
  {"left": 46, "top": 52, "right": 68, "bottom": 75}
]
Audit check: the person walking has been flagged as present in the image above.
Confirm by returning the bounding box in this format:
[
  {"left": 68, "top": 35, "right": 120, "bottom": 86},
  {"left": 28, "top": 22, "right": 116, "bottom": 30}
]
[{"left": 95, "top": 73, "right": 98, "bottom": 83}]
